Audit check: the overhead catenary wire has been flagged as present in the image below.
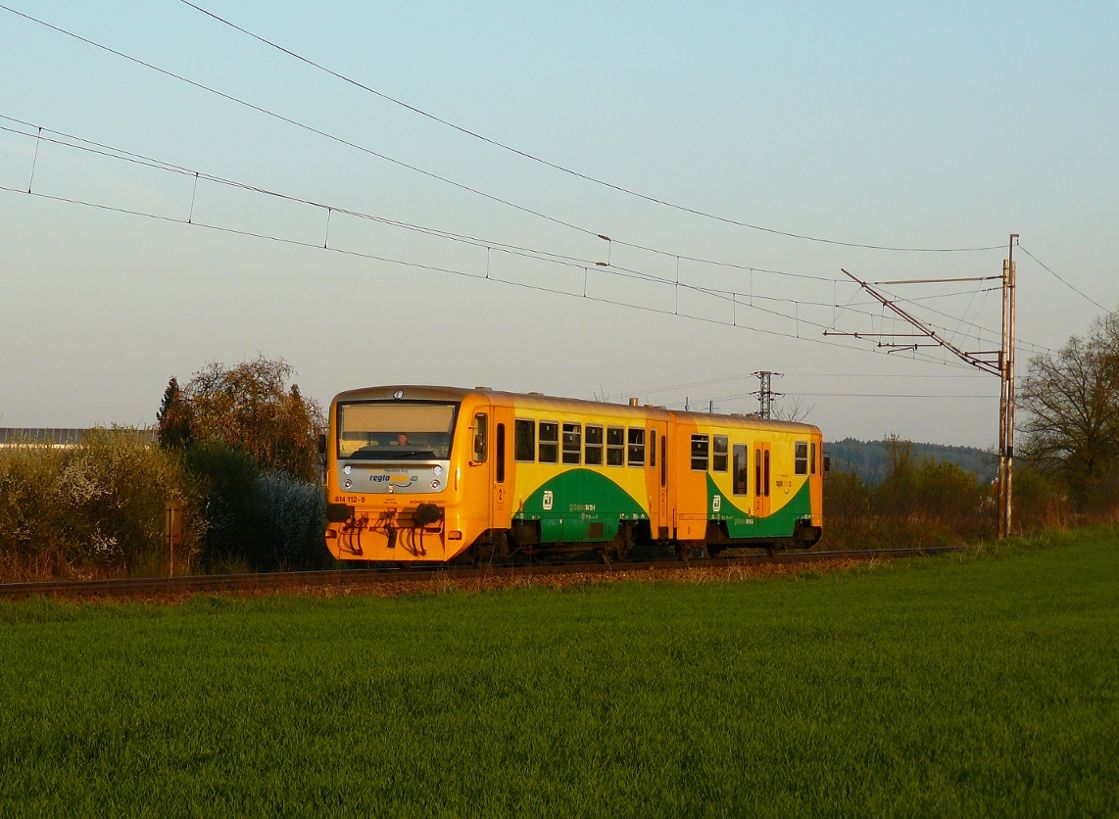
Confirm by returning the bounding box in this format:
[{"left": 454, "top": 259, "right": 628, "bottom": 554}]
[
  {"left": 176, "top": 0, "right": 1005, "bottom": 255},
  {"left": 1, "top": 2, "right": 1006, "bottom": 259},
  {"left": 0, "top": 112, "right": 1051, "bottom": 361},
  {"left": 1, "top": 177, "right": 995, "bottom": 373},
  {"left": 1017, "top": 244, "right": 1110, "bottom": 313}
]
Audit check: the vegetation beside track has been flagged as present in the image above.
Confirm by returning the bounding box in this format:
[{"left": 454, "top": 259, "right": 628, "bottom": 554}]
[{"left": 1, "top": 528, "right": 1116, "bottom": 815}]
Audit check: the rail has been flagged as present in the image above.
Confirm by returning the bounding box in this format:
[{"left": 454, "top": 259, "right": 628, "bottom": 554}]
[{"left": 0, "top": 546, "right": 964, "bottom": 602}]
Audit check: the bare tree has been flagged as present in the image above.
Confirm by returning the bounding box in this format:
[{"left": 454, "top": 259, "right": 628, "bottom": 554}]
[
  {"left": 773, "top": 395, "right": 815, "bottom": 423},
  {"left": 1019, "top": 313, "right": 1119, "bottom": 510}
]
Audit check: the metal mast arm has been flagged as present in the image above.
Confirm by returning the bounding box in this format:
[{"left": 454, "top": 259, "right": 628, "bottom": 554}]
[{"left": 832, "top": 268, "right": 1002, "bottom": 376}]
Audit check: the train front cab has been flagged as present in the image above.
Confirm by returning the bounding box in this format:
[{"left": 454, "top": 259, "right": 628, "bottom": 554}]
[{"left": 324, "top": 388, "right": 495, "bottom": 563}]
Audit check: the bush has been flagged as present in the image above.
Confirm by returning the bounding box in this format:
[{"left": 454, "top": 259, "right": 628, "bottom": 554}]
[
  {"left": 0, "top": 430, "right": 204, "bottom": 580},
  {"left": 184, "top": 441, "right": 262, "bottom": 572},
  {"left": 0, "top": 443, "right": 67, "bottom": 576},
  {"left": 184, "top": 441, "right": 327, "bottom": 572},
  {"left": 254, "top": 470, "right": 327, "bottom": 570},
  {"left": 823, "top": 438, "right": 995, "bottom": 549},
  {"left": 822, "top": 471, "right": 872, "bottom": 547},
  {"left": 1012, "top": 464, "right": 1073, "bottom": 532}
]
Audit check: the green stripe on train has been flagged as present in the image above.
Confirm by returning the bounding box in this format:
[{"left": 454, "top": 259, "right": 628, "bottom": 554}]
[
  {"left": 706, "top": 474, "right": 812, "bottom": 540},
  {"left": 515, "top": 469, "right": 646, "bottom": 542}
]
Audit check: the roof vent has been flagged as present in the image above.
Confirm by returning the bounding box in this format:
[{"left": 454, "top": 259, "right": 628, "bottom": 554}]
[{"left": 628, "top": 397, "right": 639, "bottom": 407}]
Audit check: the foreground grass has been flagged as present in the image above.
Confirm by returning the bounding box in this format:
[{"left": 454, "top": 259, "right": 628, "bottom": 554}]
[{"left": 1, "top": 530, "right": 1116, "bottom": 816}]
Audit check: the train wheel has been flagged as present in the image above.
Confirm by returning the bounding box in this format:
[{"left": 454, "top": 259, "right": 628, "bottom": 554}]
[{"left": 676, "top": 540, "right": 703, "bottom": 563}]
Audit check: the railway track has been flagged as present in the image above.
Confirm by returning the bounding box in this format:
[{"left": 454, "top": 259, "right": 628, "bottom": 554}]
[{"left": 0, "top": 546, "right": 963, "bottom": 602}]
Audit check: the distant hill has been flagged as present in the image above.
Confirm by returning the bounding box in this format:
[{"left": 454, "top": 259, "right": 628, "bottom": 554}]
[{"left": 825, "top": 437, "right": 997, "bottom": 485}]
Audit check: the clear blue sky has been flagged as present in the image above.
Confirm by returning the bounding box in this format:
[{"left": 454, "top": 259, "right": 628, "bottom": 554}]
[{"left": 1, "top": 1, "right": 1115, "bottom": 447}]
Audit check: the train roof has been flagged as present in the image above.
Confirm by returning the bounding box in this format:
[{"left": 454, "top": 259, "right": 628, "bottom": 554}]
[{"left": 331, "top": 385, "right": 821, "bottom": 435}]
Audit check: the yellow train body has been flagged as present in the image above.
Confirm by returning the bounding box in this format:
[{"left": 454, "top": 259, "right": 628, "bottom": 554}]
[{"left": 324, "top": 386, "right": 823, "bottom": 562}]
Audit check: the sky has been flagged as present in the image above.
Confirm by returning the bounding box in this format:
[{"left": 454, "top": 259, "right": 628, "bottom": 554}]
[{"left": 0, "top": 1, "right": 1115, "bottom": 448}]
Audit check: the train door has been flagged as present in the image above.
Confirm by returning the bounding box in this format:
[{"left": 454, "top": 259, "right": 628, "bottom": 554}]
[
  {"left": 648, "top": 422, "right": 669, "bottom": 538},
  {"left": 469, "top": 405, "right": 495, "bottom": 535},
  {"left": 754, "top": 441, "right": 771, "bottom": 518},
  {"left": 488, "top": 408, "right": 514, "bottom": 532}
]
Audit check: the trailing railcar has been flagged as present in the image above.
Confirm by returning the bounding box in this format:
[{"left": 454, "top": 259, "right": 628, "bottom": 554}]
[{"left": 323, "top": 386, "right": 823, "bottom": 563}]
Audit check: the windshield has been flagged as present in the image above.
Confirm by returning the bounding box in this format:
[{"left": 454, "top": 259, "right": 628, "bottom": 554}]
[{"left": 338, "top": 401, "right": 457, "bottom": 459}]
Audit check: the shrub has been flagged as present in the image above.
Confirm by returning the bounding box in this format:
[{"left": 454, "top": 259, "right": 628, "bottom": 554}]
[
  {"left": 0, "top": 430, "right": 204, "bottom": 580},
  {"left": 184, "top": 441, "right": 327, "bottom": 572},
  {"left": 184, "top": 441, "right": 262, "bottom": 572},
  {"left": 0, "top": 443, "right": 68, "bottom": 576},
  {"left": 822, "top": 471, "right": 872, "bottom": 547},
  {"left": 254, "top": 470, "right": 327, "bottom": 570}
]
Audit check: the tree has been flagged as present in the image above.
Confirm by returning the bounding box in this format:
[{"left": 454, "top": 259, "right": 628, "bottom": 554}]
[
  {"left": 176, "top": 356, "right": 324, "bottom": 482},
  {"left": 1019, "top": 313, "right": 1119, "bottom": 511},
  {"left": 875, "top": 435, "right": 916, "bottom": 518},
  {"left": 156, "top": 376, "right": 193, "bottom": 449},
  {"left": 773, "top": 395, "right": 815, "bottom": 423}
]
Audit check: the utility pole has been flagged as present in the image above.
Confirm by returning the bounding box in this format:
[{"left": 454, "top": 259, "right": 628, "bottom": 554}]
[
  {"left": 752, "top": 371, "right": 781, "bottom": 419},
  {"left": 823, "top": 234, "right": 1019, "bottom": 539},
  {"left": 997, "top": 234, "right": 1019, "bottom": 539}
]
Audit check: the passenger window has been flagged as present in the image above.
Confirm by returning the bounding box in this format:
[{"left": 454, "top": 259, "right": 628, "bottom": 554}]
[
  {"left": 713, "top": 435, "right": 728, "bottom": 471},
  {"left": 585, "top": 425, "right": 604, "bottom": 465},
  {"left": 606, "top": 427, "right": 625, "bottom": 466},
  {"left": 562, "top": 422, "right": 582, "bottom": 465},
  {"left": 627, "top": 428, "right": 645, "bottom": 466},
  {"left": 539, "top": 422, "right": 558, "bottom": 463},
  {"left": 514, "top": 419, "right": 535, "bottom": 461},
  {"left": 795, "top": 441, "right": 808, "bottom": 475},
  {"left": 733, "top": 445, "right": 748, "bottom": 495},
  {"left": 691, "top": 435, "right": 709, "bottom": 471}
]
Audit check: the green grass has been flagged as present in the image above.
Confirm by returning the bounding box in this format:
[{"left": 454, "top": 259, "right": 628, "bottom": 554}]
[{"left": 1, "top": 530, "right": 1117, "bottom": 816}]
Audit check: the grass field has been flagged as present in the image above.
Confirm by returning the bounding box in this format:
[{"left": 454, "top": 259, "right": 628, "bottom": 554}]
[{"left": 1, "top": 530, "right": 1116, "bottom": 816}]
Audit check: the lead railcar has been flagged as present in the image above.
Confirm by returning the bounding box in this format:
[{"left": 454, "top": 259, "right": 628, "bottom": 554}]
[{"left": 324, "top": 386, "right": 823, "bottom": 562}]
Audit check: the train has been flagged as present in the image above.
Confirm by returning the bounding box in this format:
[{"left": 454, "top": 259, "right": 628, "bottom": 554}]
[{"left": 323, "top": 385, "right": 824, "bottom": 563}]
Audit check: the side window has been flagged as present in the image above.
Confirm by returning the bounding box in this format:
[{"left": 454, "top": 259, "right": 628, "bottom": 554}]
[
  {"left": 627, "top": 428, "right": 645, "bottom": 467},
  {"left": 733, "top": 445, "right": 748, "bottom": 495},
  {"left": 811, "top": 442, "right": 817, "bottom": 475},
  {"left": 539, "top": 421, "right": 558, "bottom": 463},
  {"left": 585, "top": 425, "right": 604, "bottom": 465},
  {"left": 713, "top": 435, "right": 728, "bottom": 472},
  {"left": 562, "top": 422, "right": 582, "bottom": 465},
  {"left": 649, "top": 430, "right": 657, "bottom": 468},
  {"left": 496, "top": 423, "right": 505, "bottom": 483},
  {"left": 764, "top": 449, "right": 771, "bottom": 497},
  {"left": 606, "top": 426, "right": 625, "bottom": 466},
  {"left": 514, "top": 419, "right": 535, "bottom": 462},
  {"left": 755, "top": 448, "right": 762, "bottom": 495},
  {"left": 473, "top": 413, "right": 488, "bottom": 462},
  {"left": 795, "top": 441, "right": 809, "bottom": 475},
  {"left": 691, "top": 435, "right": 709, "bottom": 471},
  {"left": 660, "top": 434, "right": 667, "bottom": 487}
]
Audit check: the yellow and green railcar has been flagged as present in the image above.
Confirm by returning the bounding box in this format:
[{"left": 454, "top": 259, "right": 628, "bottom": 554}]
[{"left": 324, "top": 386, "right": 823, "bottom": 563}]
